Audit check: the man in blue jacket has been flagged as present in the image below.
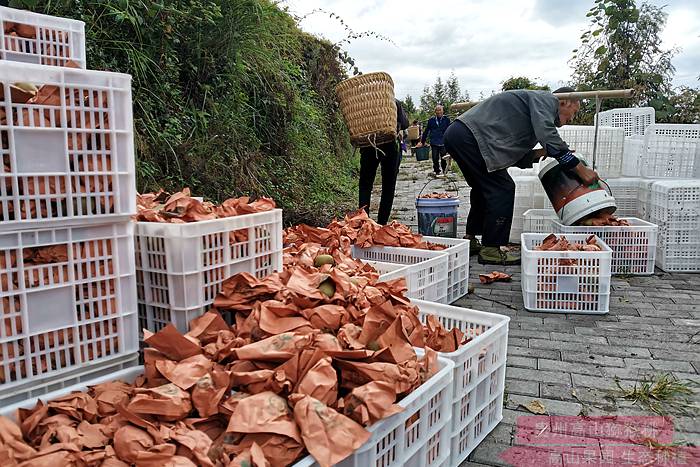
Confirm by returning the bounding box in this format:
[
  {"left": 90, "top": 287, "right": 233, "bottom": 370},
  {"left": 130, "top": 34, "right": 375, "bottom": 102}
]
[
  {"left": 443, "top": 87, "right": 599, "bottom": 266},
  {"left": 419, "top": 105, "right": 450, "bottom": 175}
]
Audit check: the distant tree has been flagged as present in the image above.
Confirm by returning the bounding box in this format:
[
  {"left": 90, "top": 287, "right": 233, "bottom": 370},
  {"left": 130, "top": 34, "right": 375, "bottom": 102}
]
[
  {"left": 570, "top": 0, "right": 677, "bottom": 123},
  {"left": 419, "top": 73, "right": 470, "bottom": 118},
  {"left": 446, "top": 72, "right": 470, "bottom": 106},
  {"left": 402, "top": 94, "right": 416, "bottom": 115},
  {"left": 655, "top": 86, "right": 700, "bottom": 124},
  {"left": 501, "top": 76, "right": 550, "bottom": 91}
]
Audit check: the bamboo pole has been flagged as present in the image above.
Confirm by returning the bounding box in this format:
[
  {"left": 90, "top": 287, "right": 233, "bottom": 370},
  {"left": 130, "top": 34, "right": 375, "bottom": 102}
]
[
  {"left": 449, "top": 89, "right": 634, "bottom": 113},
  {"left": 553, "top": 89, "right": 634, "bottom": 100}
]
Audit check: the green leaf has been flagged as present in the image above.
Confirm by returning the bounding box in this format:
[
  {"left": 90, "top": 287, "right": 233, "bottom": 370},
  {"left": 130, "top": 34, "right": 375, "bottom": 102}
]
[
  {"left": 595, "top": 45, "right": 608, "bottom": 56},
  {"left": 592, "top": 28, "right": 603, "bottom": 36}
]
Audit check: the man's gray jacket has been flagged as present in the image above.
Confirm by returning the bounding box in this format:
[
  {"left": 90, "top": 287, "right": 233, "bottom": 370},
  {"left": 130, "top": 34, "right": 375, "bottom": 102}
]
[{"left": 456, "top": 90, "right": 570, "bottom": 172}]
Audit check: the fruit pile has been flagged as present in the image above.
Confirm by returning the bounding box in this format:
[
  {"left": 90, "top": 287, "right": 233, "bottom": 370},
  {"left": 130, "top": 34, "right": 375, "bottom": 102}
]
[
  {"left": 417, "top": 192, "right": 454, "bottom": 199},
  {"left": 285, "top": 208, "right": 446, "bottom": 250},
  {"left": 0, "top": 249, "right": 476, "bottom": 466},
  {"left": 135, "top": 189, "right": 275, "bottom": 224},
  {"left": 576, "top": 212, "right": 630, "bottom": 227}
]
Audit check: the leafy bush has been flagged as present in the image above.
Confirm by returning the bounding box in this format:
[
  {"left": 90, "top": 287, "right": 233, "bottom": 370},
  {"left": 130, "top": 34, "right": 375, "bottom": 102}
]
[{"left": 12, "top": 0, "right": 358, "bottom": 225}]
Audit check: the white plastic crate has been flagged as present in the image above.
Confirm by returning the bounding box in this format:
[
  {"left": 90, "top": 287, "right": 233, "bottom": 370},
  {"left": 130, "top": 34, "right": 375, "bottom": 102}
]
[
  {"left": 605, "top": 177, "right": 641, "bottom": 217},
  {"left": 0, "top": 6, "right": 85, "bottom": 68},
  {"left": 558, "top": 125, "right": 625, "bottom": 178},
  {"left": 1, "top": 356, "right": 453, "bottom": 467},
  {"left": 637, "top": 179, "right": 659, "bottom": 219},
  {"left": 0, "top": 352, "right": 137, "bottom": 407},
  {"left": 521, "top": 233, "right": 612, "bottom": 314},
  {"left": 422, "top": 236, "right": 470, "bottom": 303},
  {"left": 364, "top": 259, "right": 409, "bottom": 282},
  {"left": 0, "top": 61, "right": 135, "bottom": 229},
  {"left": 351, "top": 245, "right": 449, "bottom": 303},
  {"left": 523, "top": 209, "right": 557, "bottom": 234},
  {"left": 641, "top": 124, "right": 700, "bottom": 178},
  {"left": 0, "top": 221, "right": 138, "bottom": 404},
  {"left": 136, "top": 210, "right": 283, "bottom": 334},
  {"left": 622, "top": 135, "right": 644, "bottom": 176},
  {"left": 656, "top": 243, "right": 700, "bottom": 273},
  {"left": 294, "top": 354, "right": 454, "bottom": 467},
  {"left": 596, "top": 107, "right": 655, "bottom": 137},
  {"left": 646, "top": 179, "right": 700, "bottom": 222},
  {"left": 413, "top": 299, "right": 509, "bottom": 466},
  {"left": 510, "top": 176, "right": 550, "bottom": 243},
  {"left": 552, "top": 218, "right": 657, "bottom": 275}
]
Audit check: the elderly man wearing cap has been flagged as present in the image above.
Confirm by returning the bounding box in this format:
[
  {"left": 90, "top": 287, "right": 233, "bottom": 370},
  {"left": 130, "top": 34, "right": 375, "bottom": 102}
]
[{"left": 443, "top": 86, "right": 599, "bottom": 266}]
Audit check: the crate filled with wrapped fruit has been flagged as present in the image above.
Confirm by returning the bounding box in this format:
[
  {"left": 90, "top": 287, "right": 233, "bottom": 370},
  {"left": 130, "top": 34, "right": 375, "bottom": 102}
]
[
  {"left": 552, "top": 212, "right": 658, "bottom": 275},
  {"left": 521, "top": 233, "right": 612, "bottom": 314},
  {"left": 0, "top": 221, "right": 138, "bottom": 406},
  {"left": 134, "top": 189, "right": 283, "bottom": 335},
  {"left": 1, "top": 6, "right": 85, "bottom": 67},
  {"left": 1, "top": 61, "right": 135, "bottom": 229}
]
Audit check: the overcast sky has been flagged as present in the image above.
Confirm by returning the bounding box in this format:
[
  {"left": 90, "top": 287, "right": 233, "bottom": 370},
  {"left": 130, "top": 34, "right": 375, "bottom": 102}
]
[{"left": 283, "top": 0, "right": 700, "bottom": 103}]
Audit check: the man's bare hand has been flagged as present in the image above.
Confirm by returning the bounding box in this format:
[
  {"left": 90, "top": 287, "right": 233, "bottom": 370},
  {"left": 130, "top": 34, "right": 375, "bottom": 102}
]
[{"left": 574, "top": 163, "right": 599, "bottom": 186}]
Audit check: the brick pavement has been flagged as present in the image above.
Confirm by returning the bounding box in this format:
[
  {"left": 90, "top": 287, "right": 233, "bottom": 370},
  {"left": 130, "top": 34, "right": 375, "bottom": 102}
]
[{"left": 370, "top": 156, "right": 700, "bottom": 466}]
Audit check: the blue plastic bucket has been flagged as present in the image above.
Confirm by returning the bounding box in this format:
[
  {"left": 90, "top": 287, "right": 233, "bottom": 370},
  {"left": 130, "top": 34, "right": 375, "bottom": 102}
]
[{"left": 416, "top": 196, "right": 460, "bottom": 237}]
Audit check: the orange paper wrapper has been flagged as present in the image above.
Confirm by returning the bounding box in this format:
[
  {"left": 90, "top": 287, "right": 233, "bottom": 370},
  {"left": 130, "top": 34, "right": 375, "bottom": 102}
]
[
  {"left": 127, "top": 384, "right": 193, "bottom": 422},
  {"left": 226, "top": 392, "right": 302, "bottom": 444},
  {"left": 144, "top": 325, "right": 202, "bottom": 361},
  {"left": 155, "top": 354, "right": 213, "bottom": 390},
  {"left": 294, "top": 356, "right": 338, "bottom": 406},
  {"left": 478, "top": 271, "right": 512, "bottom": 284},
  {"left": 290, "top": 393, "right": 370, "bottom": 467},
  {"left": 339, "top": 381, "right": 403, "bottom": 426}
]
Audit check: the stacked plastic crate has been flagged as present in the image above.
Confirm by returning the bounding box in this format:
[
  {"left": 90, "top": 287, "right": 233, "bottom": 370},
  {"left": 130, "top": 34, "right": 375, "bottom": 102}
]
[
  {"left": 1, "top": 7, "right": 138, "bottom": 406},
  {"left": 645, "top": 180, "right": 700, "bottom": 272},
  {"left": 510, "top": 175, "right": 549, "bottom": 242}
]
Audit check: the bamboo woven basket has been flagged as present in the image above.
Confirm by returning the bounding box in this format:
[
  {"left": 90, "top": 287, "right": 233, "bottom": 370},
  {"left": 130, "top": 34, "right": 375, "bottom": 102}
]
[
  {"left": 407, "top": 125, "right": 420, "bottom": 141},
  {"left": 336, "top": 72, "right": 397, "bottom": 148}
]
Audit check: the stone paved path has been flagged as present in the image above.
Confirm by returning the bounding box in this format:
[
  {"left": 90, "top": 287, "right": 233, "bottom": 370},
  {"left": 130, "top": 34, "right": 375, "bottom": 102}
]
[{"left": 370, "top": 156, "right": 700, "bottom": 466}]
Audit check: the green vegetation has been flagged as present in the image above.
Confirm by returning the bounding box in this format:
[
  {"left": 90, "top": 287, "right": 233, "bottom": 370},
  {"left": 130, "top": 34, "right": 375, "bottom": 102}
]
[
  {"left": 12, "top": 0, "right": 358, "bottom": 225},
  {"left": 614, "top": 373, "right": 698, "bottom": 415},
  {"left": 569, "top": 0, "right": 699, "bottom": 124},
  {"left": 501, "top": 76, "right": 550, "bottom": 91}
]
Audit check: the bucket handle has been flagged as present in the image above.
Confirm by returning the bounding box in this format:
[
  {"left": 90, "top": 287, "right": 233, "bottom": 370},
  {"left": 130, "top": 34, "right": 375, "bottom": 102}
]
[{"left": 417, "top": 177, "right": 459, "bottom": 201}]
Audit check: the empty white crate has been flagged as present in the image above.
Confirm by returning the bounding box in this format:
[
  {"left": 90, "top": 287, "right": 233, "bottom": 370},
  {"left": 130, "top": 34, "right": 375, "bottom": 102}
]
[
  {"left": 0, "top": 221, "right": 138, "bottom": 405},
  {"left": 422, "top": 236, "right": 470, "bottom": 303},
  {"left": 0, "top": 61, "right": 136, "bottom": 228},
  {"left": 596, "top": 107, "right": 655, "bottom": 137},
  {"left": 552, "top": 218, "right": 657, "bottom": 275},
  {"left": 645, "top": 180, "right": 700, "bottom": 272},
  {"left": 558, "top": 125, "right": 625, "bottom": 178},
  {"left": 622, "top": 135, "right": 644, "bottom": 176},
  {"left": 521, "top": 233, "right": 612, "bottom": 314},
  {"left": 641, "top": 124, "right": 700, "bottom": 178},
  {"left": 136, "top": 210, "right": 283, "bottom": 334},
  {"left": 606, "top": 177, "right": 641, "bottom": 217},
  {"left": 414, "top": 299, "right": 509, "bottom": 467},
  {"left": 351, "top": 245, "right": 449, "bottom": 303},
  {"left": 510, "top": 175, "right": 549, "bottom": 243},
  {"left": 523, "top": 209, "right": 557, "bottom": 234},
  {"left": 1, "top": 6, "right": 85, "bottom": 68},
  {"left": 646, "top": 179, "right": 700, "bottom": 222}
]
